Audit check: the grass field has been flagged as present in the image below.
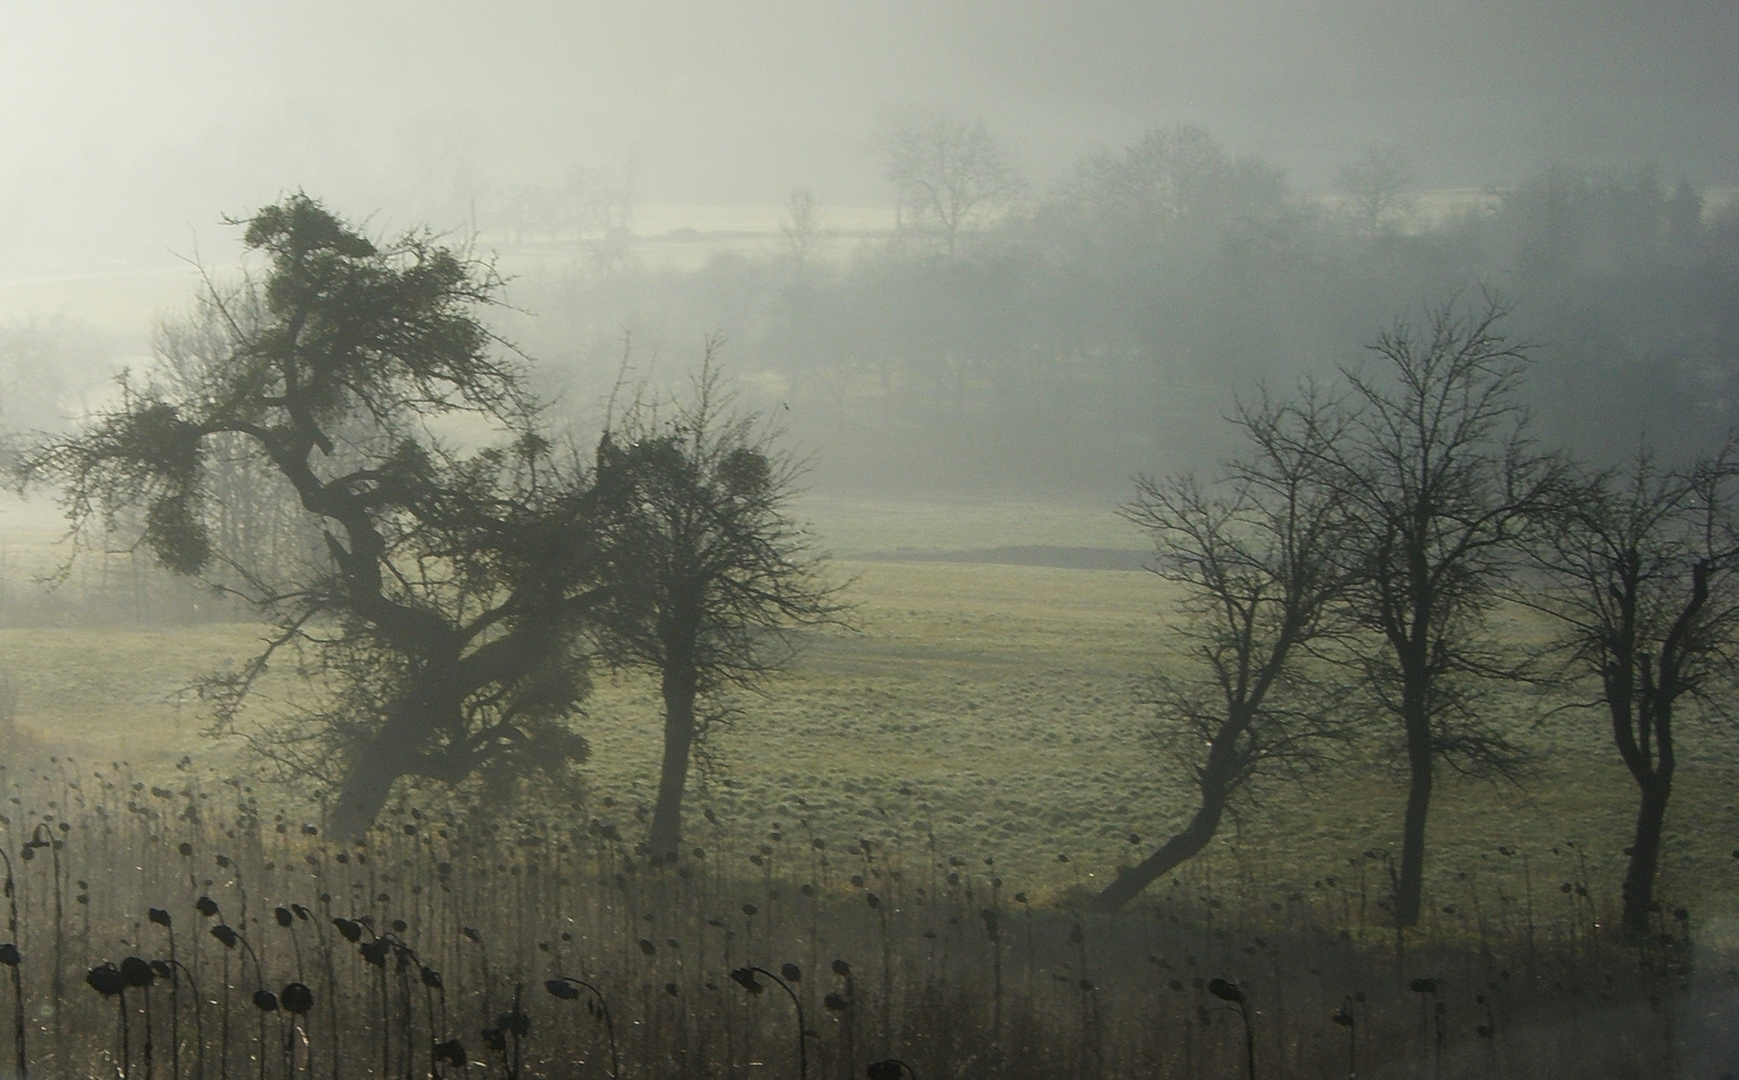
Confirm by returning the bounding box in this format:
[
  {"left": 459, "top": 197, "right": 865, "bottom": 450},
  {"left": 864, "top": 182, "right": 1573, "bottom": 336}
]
[
  {"left": 9, "top": 217, "right": 1739, "bottom": 1076},
  {"left": 1, "top": 493, "right": 1736, "bottom": 950}
]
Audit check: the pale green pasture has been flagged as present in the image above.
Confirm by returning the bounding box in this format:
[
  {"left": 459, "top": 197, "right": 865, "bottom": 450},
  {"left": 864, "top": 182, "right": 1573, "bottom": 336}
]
[
  {"left": 792, "top": 495, "right": 1144, "bottom": 555},
  {"left": 0, "top": 502, "right": 1734, "bottom": 935}
]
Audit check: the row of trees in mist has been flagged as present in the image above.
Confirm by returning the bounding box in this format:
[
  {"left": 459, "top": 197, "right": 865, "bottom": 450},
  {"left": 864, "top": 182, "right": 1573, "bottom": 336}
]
[
  {"left": 8, "top": 191, "right": 1730, "bottom": 944},
  {"left": 17, "top": 195, "right": 841, "bottom": 859},
  {"left": 5, "top": 118, "right": 1733, "bottom": 496},
  {"left": 1103, "top": 293, "right": 1739, "bottom": 940},
  {"left": 499, "top": 116, "right": 1739, "bottom": 493},
  {"left": 0, "top": 317, "right": 113, "bottom": 435}
]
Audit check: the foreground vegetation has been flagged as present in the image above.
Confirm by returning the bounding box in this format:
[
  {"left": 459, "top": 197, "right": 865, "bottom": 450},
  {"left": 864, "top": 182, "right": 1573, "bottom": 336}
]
[
  {"left": 0, "top": 496, "right": 1734, "bottom": 1074},
  {"left": 3, "top": 549, "right": 1736, "bottom": 921},
  {"left": 0, "top": 745, "right": 1723, "bottom": 1080}
]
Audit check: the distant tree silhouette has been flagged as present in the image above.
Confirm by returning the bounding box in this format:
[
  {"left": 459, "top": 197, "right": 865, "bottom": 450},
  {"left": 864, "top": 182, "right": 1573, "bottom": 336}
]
[
  {"left": 1050, "top": 124, "right": 1288, "bottom": 254},
  {"left": 1336, "top": 146, "right": 1416, "bottom": 236},
  {"left": 883, "top": 111, "right": 1024, "bottom": 257}
]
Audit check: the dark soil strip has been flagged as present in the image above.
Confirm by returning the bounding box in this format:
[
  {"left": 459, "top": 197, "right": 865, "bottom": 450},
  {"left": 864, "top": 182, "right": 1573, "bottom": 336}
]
[{"left": 850, "top": 546, "right": 1149, "bottom": 571}]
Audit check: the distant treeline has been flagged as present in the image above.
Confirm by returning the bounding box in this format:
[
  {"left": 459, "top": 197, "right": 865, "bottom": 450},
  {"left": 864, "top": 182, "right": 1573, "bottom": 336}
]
[
  {"left": 2, "top": 126, "right": 1734, "bottom": 498},
  {"left": 495, "top": 126, "right": 1739, "bottom": 495}
]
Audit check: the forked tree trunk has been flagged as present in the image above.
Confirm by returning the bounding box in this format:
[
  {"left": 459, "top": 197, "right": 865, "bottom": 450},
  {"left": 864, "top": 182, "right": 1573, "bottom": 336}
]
[
  {"left": 1610, "top": 559, "right": 1698, "bottom": 938},
  {"left": 1620, "top": 772, "right": 1673, "bottom": 937},
  {"left": 648, "top": 664, "right": 699, "bottom": 861}
]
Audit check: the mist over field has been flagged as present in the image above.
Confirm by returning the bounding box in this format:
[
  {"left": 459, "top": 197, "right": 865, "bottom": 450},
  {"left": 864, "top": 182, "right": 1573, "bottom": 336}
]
[
  {"left": 2, "top": 4, "right": 1739, "bottom": 1079},
  {"left": 3, "top": 0, "right": 1736, "bottom": 494}
]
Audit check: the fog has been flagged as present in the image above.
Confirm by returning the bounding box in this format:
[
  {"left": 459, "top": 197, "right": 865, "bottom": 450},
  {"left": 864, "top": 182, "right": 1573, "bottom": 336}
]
[
  {"left": 4, "top": 0, "right": 1738, "bottom": 494},
  {"left": 4, "top": 1, "right": 1735, "bottom": 255},
  {"left": 4, "top": 10, "right": 1739, "bottom": 1075}
]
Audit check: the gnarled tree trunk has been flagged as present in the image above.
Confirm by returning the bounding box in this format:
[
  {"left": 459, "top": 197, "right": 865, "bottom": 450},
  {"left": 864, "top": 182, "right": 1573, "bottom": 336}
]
[
  {"left": 1097, "top": 727, "right": 1246, "bottom": 912},
  {"left": 330, "top": 740, "right": 417, "bottom": 842},
  {"left": 328, "top": 703, "right": 450, "bottom": 841}
]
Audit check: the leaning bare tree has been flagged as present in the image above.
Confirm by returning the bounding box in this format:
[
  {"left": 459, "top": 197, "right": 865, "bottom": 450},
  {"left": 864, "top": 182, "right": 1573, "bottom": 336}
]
[
  {"left": 1096, "top": 391, "right": 1355, "bottom": 910},
  {"left": 1324, "top": 294, "right": 1563, "bottom": 928},
  {"left": 1527, "top": 443, "right": 1739, "bottom": 936},
  {"left": 20, "top": 194, "right": 607, "bottom": 838},
  {"left": 592, "top": 354, "right": 843, "bottom": 861}
]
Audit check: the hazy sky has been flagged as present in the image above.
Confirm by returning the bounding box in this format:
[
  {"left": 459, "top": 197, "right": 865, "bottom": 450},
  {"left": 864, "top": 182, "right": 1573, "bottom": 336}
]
[{"left": 2, "top": 0, "right": 1736, "bottom": 265}]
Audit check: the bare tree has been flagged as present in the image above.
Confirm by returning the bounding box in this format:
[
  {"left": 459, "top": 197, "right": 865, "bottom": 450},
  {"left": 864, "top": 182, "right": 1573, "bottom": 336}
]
[
  {"left": 1096, "top": 390, "right": 1355, "bottom": 910},
  {"left": 883, "top": 111, "right": 1024, "bottom": 256},
  {"left": 1063, "top": 124, "right": 1288, "bottom": 247},
  {"left": 0, "top": 315, "right": 114, "bottom": 434},
  {"left": 780, "top": 187, "right": 826, "bottom": 285},
  {"left": 593, "top": 351, "right": 845, "bottom": 861},
  {"left": 1526, "top": 444, "right": 1739, "bottom": 936},
  {"left": 1336, "top": 146, "right": 1417, "bottom": 236},
  {"left": 1322, "top": 294, "right": 1563, "bottom": 928}
]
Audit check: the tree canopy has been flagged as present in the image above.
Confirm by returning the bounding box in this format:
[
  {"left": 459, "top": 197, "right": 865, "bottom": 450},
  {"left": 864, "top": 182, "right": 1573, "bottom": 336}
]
[
  {"left": 592, "top": 356, "right": 844, "bottom": 858},
  {"left": 22, "top": 194, "right": 608, "bottom": 837}
]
